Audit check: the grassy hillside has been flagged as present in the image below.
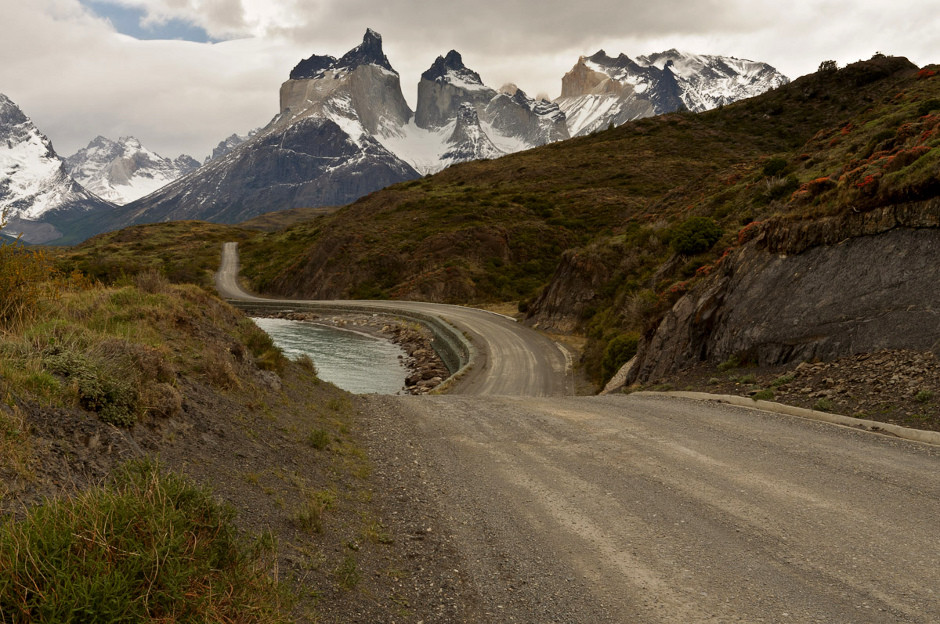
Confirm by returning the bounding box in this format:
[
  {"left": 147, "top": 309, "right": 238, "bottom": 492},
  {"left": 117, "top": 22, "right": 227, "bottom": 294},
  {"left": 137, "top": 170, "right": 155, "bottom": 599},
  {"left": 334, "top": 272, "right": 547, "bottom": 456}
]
[
  {"left": 0, "top": 242, "right": 449, "bottom": 619},
  {"left": 54, "top": 220, "right": 258, "bottom": 290},
  {"left": 234, "top": 55, "right": 939, "bottom": 384}
]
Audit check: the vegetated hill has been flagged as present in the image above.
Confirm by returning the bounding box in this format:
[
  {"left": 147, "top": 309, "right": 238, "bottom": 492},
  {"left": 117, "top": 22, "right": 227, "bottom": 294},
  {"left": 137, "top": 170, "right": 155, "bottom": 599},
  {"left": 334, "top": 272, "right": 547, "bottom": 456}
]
[
  {"left": 1, "top": 241, "right": 476, "bottom": 620},
  {"left": 239, "top": 55, "right": 940, "bottom": 384},
  {"left": 54, "top": 220, "right": 258, "bottom": 289}
]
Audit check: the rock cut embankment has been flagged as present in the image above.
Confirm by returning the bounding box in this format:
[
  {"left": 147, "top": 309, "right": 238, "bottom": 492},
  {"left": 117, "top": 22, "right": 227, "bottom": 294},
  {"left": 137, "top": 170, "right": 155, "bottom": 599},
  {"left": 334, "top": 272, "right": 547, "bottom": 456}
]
[{"left": 625, "top": 200, "right": 940, "bottom": 384}]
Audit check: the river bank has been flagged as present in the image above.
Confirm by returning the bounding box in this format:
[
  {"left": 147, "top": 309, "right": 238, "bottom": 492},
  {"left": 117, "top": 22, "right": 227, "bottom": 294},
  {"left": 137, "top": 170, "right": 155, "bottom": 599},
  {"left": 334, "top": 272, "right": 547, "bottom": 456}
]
[{"left": 252, "top": 310, "right": 451, "bottom": 394}]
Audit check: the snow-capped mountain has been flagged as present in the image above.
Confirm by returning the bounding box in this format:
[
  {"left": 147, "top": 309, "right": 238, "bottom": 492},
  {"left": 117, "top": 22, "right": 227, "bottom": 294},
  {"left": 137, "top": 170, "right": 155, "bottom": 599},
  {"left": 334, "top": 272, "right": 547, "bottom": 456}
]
[
  {"left": 65, "top": 136, "right": 199, "bottom": 205},
  {"left": 95, "top": 32, "right": 789, "bottom": 236},
  {"left": 0, "top": 93, "right": 114, "bottom": 244},
  {"left": 556, "top": 49, "right": 789, "bottom": 136},
  {"left": 117, "top": 30, "right": 420, "bottom": 226},
  {"left": 391, "top": 50, "right": 568, "bottom": 173}
]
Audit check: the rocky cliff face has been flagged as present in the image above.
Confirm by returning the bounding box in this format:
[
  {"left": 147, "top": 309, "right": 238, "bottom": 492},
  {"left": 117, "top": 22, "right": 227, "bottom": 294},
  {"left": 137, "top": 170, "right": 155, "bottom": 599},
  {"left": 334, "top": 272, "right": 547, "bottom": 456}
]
[
  {"left": 527, "top": 246, "right": 618, "bottom": 333},
  {"left": 65, "top": 136, "right": 199, "bottom": 205},
  {"left": 440, "top": 104, "right": 503, "bottom": 165},
  {"left": 280, "top": 29, "right": 412, "bottom": 138},
  {"left": 415, "top": 50, "right": 495, "bottom": 129},
  {"left": 556, "top": 49, "right": 788, "bottom": 136},
  {"left": 625, "top": 201, "right": 940, "bottom": 384},
  {"left": 403, "top": 51, "right": 569, "bottom": 172},
  {"left": 0, "top": 93, "right": 115, "bottom": 244}
]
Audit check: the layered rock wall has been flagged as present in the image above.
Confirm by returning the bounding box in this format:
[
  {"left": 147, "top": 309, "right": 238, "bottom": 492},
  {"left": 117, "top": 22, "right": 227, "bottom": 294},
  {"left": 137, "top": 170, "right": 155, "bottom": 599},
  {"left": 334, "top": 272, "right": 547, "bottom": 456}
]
[{"left": 626, "top": 201, "right": 940, "bottom": 384}]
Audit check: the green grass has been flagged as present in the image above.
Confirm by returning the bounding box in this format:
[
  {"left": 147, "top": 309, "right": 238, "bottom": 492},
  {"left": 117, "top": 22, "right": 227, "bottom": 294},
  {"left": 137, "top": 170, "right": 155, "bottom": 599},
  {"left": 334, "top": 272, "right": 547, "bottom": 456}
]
[
  {"left": 54, "top": 221, "right": 257, "bottom": 290},
  {"left": 0, "top": 275, "right": 286, "bottom": 428},
  {"left": 0, "top": 459, "right": 288, "bottom": 622}
]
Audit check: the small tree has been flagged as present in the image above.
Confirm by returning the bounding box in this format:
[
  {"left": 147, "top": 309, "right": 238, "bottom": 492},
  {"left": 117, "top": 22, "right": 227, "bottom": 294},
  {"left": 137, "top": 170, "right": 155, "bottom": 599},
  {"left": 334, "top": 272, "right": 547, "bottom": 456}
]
[
  {"left": 818, "top": 60, "right": 838, "bottom": 73},
  {"left": 669, "top": 216, "right": 723, "bottom": 256}
]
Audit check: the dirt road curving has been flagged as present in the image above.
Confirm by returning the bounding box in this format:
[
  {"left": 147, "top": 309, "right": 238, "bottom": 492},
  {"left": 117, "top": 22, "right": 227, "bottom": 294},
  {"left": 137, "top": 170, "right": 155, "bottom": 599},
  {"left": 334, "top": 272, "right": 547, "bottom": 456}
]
[
  {"left": 217, "top": 242, "right": 571, "bottom": 396},
  {"left": 218, "top": 242, "right": 940, "bottom": 622}
]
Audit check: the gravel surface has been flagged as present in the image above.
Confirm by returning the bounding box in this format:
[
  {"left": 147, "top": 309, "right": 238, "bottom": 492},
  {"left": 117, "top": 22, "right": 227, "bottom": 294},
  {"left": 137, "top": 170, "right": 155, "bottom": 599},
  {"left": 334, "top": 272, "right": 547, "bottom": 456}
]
[{"left": 363, "top": 393, "right": 940, "bottom": 623}]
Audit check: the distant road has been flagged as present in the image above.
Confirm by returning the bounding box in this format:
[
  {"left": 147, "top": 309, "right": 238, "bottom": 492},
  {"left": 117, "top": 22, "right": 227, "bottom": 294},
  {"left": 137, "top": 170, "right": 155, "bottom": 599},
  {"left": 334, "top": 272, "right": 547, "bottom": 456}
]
[
  {"left": 218, "top": 241, "right": 940, "bottom": 622},
  {"left": 216, "top": 242, "right": 572, "bottom": 396}
]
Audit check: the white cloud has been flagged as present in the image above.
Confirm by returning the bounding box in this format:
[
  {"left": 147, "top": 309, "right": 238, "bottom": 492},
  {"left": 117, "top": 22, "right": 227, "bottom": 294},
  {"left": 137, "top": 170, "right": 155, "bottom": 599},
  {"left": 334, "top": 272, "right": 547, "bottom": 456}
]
[{"left": 1, "top": 0, "right": 938, "bottom": 161}]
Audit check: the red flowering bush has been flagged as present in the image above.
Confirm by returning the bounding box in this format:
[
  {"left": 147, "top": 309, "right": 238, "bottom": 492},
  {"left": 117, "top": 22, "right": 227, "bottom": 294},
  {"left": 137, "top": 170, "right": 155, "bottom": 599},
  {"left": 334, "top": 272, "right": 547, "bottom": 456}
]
[{"left": 736, "top": 221, "right": 763, "bottom": 245}]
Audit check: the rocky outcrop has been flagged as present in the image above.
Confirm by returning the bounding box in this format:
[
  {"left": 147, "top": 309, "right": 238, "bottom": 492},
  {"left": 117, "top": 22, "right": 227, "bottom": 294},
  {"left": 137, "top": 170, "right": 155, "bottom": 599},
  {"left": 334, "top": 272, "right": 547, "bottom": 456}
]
[
  {"left": 415, "top": 51, "right": 495, "bottom": 129},
  {"left": 527, "top": 246, "right": 618, "bottom": 333},
  {"left": 441, "top": 104, "right": 503, "bottom": 164},
  {"left": 625, "top": 201, "right": 940, "bottom": 384},
  {"left": 410, "top": 51, "right": 569, "bottom": 171},
  {"left": 485, "top": 88, "right": 569, "bottom": 146}
]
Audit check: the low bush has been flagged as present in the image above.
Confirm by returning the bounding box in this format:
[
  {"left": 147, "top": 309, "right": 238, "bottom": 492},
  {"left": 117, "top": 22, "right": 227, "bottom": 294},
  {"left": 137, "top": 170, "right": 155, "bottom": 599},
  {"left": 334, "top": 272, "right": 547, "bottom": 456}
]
[
  {"left": 0, "top": 243, "right": 59, "bottom": 333},
  {"left": 762, "top": 157, "right": 788, "bottom": 177},
  {"left": 669, "top": 217, "right": 723, "bottom": 256},
  {"left": 43, "top": 349, "right": 140, "bottom": 427},
  {"left": 601, "top": 333, "right": 640, "bottom": 383},
  {"left": 0, "top": 459, "right": 287, "bottom": 622}
]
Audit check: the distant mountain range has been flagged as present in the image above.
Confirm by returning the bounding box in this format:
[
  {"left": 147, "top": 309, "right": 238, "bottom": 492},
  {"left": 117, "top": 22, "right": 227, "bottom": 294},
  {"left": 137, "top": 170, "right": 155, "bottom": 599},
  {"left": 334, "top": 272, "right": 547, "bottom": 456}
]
[
  {"left": 65, "top": 136, "right": 199, "bottom": 205},
  {"left": 0, "top": 29, "right": 788, "bottom": 243},
  {"left": 0, "top": 94, "right": 113, "bottom": 244}
]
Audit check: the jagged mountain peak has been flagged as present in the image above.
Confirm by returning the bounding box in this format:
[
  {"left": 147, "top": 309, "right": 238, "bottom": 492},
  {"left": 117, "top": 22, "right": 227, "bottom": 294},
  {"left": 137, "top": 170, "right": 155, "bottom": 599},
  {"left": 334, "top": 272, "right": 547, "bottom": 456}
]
[
  {"left": 422, "top": 50, "right": 484, "bottom": 87},
  {"left": 558, "top": 48, "right": 789, "bottom": 136},
  {"left": 337, "top": 28, "right": 394, "bottom": 73},
  {"left": 290, "top": 28, "right": 394, "bottom": 80},
  {"left": 0, "top": 93, "right": 32, "bottom": 133},
  {"left": 0, "top": 93, "right": 113, "bottom": 243}
]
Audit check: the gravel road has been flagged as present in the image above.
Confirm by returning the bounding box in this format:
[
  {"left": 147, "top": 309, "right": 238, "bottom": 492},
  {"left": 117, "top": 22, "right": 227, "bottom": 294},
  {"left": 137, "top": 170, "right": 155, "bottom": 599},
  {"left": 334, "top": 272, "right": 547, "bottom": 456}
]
[
  {"left": 218, "top": 242, "right": 940, "bottom": 622},
  {"left": 366, "top": 392, "right": 940, "bottom": 623}
]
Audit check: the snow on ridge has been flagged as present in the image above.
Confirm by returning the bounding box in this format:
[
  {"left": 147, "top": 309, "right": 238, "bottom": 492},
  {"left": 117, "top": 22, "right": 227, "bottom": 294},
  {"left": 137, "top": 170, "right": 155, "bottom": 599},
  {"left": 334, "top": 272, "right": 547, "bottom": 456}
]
[{"left": 65, "top": 135, "right": 199, "bottom": 205}]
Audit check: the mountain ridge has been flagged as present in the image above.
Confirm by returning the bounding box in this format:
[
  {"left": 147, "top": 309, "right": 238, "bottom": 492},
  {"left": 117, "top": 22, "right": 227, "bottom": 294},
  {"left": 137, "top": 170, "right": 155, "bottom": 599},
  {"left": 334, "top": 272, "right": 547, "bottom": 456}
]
[
  {"left": 64, "top": 135, "right": 199, "bottom": 205},
  {"left": 0, "top": 93, "right": 115, "bottom": 244}
]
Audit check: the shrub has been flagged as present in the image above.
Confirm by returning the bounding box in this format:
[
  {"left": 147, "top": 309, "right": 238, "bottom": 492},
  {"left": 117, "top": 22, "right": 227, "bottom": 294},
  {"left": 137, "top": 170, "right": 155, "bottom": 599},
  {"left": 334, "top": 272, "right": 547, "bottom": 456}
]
[
  {"left": 601, "top": 333, "right": 640, "bottom": 383},
  {"left": 752, "top": 389, "right": 775, "bottom": 401},
  {"left": 762, "top": 157, "right": 788, "bottom": 177},
  {"left": 306, "top": 428, "right": 330, "bottom": 450},
  {"left": 0, "top": 243, "right": 59, "bottom": 333},
  {"left": 42, "top": 349, "right": 140, "bottom": 427},
  {"left": 0, "top": 459, "right": 286, "bottom": 622},
  {"left": 916, "top": 98, "right": 940, "bottom": 116},
  {"left": 669, "top": 217, "right": 723, "bottom": 256},
  {"left": 295, "top": 353, "right": 318, "bottom": 374}
]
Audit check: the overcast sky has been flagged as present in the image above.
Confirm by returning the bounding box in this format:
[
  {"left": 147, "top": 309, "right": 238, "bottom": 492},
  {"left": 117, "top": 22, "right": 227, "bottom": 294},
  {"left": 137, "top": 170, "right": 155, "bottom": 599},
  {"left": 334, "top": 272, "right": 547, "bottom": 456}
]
[{"left": 2, "top": 0, "right": 939, "bottom": 160}]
